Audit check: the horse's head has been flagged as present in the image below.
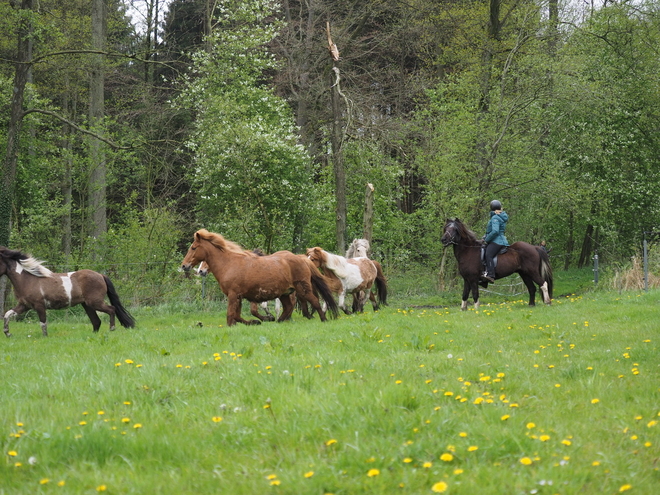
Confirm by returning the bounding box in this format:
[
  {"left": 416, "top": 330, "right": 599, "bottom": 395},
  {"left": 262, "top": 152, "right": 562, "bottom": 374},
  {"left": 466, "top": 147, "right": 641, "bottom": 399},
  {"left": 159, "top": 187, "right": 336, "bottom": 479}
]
[
  {"left": 196, "top": 261, "right": 209, "bottom": 277},
  {"left": 306, "top": 247, "right": 325, "bottom": 268},
  {"left": 441, "top": 219, "right": 459, "bottom": 247},
  {"left": 181, "top": 231, "right": 208, "bottom": 273}
]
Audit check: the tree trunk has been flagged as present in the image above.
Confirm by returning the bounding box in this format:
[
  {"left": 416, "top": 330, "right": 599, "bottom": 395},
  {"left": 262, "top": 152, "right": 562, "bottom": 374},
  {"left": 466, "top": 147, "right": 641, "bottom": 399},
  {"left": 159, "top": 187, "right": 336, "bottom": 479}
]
[
  {"left": 327, "top": 23, "right": 346, "bottom": 253},
  {"left": 0, "top": 0, "right": 33, "bottom": 249},
  {"left": 578, "top": 224, "right": 594, "bottom": 268},
  {"left": 89, "top": 0, "right": 107, "bottom": 242},
  {"left": 362, "top": 183, "right": 374, "bottom": 243}
]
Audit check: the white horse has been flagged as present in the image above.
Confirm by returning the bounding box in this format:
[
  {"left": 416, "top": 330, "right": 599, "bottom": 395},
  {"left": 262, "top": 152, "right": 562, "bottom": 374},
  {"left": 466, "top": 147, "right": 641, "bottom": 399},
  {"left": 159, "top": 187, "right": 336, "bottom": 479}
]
[
  {"left": 346, "top": 238, "right": 370, "bottom": 258},
  {"left": 306, "top": 247, "right": 387, "bottom": 314}
]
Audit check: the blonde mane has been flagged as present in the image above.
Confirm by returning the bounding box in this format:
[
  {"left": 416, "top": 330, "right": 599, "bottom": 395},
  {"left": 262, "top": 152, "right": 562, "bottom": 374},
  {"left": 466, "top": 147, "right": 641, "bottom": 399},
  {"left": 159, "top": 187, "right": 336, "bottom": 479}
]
[
  {"left": 321, "top": 250, "right": 350, "bottom": 279},
  {"left": 196, "top": 229, "right": 253, "bottom": 256},
  {"left": 19, "top": 257, "right": 53, "bottom": 278}
]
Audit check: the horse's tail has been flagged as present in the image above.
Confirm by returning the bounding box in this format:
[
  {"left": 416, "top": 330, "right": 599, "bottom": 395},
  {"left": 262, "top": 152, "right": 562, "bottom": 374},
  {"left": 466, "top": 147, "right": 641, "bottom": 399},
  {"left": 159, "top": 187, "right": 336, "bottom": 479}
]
[
  {"left": 310, "top": 270, "right": 339, "bottom": 319},
  {"left": 372, "top": 260, "right": 388, "bottom": 306},
  {"left": 537, "top": 248, "right": 553, "bottom": 299},
  {"left": 104, "top": 275, "right": 136, "bottom": 328}
]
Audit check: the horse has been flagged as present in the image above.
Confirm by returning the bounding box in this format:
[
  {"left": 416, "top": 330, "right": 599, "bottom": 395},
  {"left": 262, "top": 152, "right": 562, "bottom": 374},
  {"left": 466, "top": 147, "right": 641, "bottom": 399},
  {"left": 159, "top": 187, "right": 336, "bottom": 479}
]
[
  {"left": 306, "top": 247, "right": 387, "bottom": 314},
  {"left": 440, "top": 219, "right": 553, "bottom": 310},
  {"left": 0, "top": 247, "right": 135, "bottom": 337},
  {"left": 181, "top": 230, "right": 338, "bottom": 326},
  {"left": 346, "top": 238, "right": 388, "bottom": 312},
  {"left": 197, "top": 261, "right": 284, "bottom": 322}
]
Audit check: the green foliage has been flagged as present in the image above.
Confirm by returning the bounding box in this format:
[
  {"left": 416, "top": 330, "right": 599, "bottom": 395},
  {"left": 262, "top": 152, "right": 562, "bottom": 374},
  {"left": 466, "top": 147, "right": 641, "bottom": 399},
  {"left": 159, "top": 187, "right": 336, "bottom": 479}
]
[
  {"left": 1, "top": 290, "right": 659, "bottom": 493},
  {"left": 177, "top": 0, "right": 313, "bottom": 252}
]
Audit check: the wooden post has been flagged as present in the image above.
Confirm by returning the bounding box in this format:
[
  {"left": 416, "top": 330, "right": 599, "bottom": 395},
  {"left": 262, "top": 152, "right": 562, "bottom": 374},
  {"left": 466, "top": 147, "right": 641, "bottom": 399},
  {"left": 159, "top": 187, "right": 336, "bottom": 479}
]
[{"left": 362, "top": 183, "right": 374, "bottom": 244}]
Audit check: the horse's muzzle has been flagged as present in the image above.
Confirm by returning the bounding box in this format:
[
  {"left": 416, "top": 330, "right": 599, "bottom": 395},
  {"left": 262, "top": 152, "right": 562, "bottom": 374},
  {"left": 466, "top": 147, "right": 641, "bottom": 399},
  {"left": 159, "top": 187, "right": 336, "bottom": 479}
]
[{"left": 181, "top": 263, "right": 192, "bottom": 273}]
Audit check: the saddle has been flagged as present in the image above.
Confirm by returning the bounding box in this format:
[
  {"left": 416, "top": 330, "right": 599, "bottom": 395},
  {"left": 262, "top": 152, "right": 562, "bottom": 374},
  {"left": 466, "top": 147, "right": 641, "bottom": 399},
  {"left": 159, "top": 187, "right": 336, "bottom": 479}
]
[{"left": 480, "top": 244, "right": 508, "bottom": 269}]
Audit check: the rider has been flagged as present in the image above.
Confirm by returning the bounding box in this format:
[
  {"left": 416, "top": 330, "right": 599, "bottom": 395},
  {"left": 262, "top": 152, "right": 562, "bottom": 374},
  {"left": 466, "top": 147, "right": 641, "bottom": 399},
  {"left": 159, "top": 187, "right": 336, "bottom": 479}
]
[{"left": 482, "top": 200, "right": 509, "bottom": 283}]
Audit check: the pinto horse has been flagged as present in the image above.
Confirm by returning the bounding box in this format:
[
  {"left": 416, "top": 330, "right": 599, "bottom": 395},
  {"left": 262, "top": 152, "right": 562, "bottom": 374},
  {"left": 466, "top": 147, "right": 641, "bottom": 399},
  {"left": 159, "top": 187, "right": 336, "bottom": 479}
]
[
  {"left": 0, "top": 247, "right": 135, "bottom": 337},
  {"left": 441, "top": 219, "right": 552, "bottom": 310},
  {"left": 181, "top": 230, "right": 338, "bottom": 326},
  {"left": 346, "top": 238, "right": 387, "bottom": 312},
  {"left": 306, "top": 247, "right": 387, "bottom": 314}
]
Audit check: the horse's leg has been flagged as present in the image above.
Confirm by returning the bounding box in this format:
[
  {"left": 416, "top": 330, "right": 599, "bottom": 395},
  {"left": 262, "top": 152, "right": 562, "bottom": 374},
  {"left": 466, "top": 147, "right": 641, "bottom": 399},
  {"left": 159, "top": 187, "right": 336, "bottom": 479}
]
[
  {"left": 277, "top": 294, "right": 296, "bottom": 322},
  {"left": 460, "top": 279, "right": 473, "bottom": 311},
  {"left": 337, "top": 289, "right": 351, "bottom": 315},
  {"left": 519, "top": 274, "right": 537, "bottom": 306},
  {"left": 368, "top": 289, "right": 379, "bottom": 311},
  {"left": 357, "top": 290, "right": 370, "bottom": 312},
  {"left": 3, "top": 302, "right": 28, "bottom": 338},
  {"left": 82, "top": 303, "right": 105, "bottom": 332},
  {"left": 540, "top": 281, "right": 551, "bottom": 305},
  {"left": 227, "top": 296, "right": 259, "bottom": 326},
  {"left": 33, "top": 305, "right": 49, "bottom": 337},
  {"left": 295, "top": 283, "right": 327, "bottom": 321},
  {"left": 249, "top": 301, "right": 275, "bottom": 322}
]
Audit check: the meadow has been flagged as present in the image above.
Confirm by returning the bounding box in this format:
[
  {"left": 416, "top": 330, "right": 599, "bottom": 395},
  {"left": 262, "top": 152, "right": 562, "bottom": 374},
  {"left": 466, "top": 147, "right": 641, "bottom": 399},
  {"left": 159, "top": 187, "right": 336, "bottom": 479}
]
[{"left": 1, "top": 271, "right": 658, "bottom": 494}]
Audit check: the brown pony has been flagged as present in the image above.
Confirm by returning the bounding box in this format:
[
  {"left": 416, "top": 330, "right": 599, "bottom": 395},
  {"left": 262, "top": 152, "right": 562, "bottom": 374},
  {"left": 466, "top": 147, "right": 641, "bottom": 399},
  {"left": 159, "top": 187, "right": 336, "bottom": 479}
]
[
  {"left": 306, "top": 247, "right": 387, "bottom": 314},
  {"left": 181, "top": 230, "right": 338, "bottom": 326},
  {"left": 0, "top": 247, "right": 135, "bottom": 337},
  {"left": 441, "top": 219, "right": 552, "bottom": 310}
]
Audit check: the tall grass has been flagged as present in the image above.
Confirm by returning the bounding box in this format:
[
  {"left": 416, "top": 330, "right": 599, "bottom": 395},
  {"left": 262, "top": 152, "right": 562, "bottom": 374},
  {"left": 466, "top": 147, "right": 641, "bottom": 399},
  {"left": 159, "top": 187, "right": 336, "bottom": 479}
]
[{"left": 1, "top": 282, "right": 658, "bottom": 494}]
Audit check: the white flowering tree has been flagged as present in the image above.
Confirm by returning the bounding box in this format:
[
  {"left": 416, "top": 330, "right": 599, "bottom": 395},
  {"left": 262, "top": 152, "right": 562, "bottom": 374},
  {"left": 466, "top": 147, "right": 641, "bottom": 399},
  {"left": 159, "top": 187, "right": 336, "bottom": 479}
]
[{"left": 178, "top": 0, "right": 313, "bottom": 253}]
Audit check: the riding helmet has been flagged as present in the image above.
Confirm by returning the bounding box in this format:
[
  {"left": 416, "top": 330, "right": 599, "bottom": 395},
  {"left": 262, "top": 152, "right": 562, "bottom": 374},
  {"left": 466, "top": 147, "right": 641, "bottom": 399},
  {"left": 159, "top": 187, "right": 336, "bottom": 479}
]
[{"left": 490, "top": 200, "right": 502, "bottom": 211}]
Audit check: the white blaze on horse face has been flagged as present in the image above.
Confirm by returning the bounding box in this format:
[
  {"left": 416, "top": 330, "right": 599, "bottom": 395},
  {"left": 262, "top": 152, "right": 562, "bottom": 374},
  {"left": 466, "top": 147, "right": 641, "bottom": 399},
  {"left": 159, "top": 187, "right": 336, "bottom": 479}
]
[{"left": 61, "top": 274, "right": 74, "bottom": 306}]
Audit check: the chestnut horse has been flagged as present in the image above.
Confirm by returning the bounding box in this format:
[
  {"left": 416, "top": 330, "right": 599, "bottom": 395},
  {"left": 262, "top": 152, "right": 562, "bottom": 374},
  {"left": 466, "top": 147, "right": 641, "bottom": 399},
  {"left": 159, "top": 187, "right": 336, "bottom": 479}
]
[
  {"left": 181, "top": 230, "right": 338, "bottom": 326},
  {"left": 306, "top": 247, "right": 387, "bottom": 314},
  {"left": 197, "top": 261, "right": 286, "bottom": 322},
  {"left": 441, "top": 219, "right": 552, "bottom": 310},
  {"left": 0, "top": 247, "right": 135, "bottom": 337}
]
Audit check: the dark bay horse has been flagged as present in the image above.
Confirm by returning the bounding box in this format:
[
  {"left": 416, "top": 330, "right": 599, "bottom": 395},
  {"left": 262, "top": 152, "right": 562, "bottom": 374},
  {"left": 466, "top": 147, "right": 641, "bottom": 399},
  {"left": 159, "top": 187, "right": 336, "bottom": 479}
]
[
  {"left": 0, "top": 247, "right": 135, "bottom": 337},
  {"left": 181, "top": 230, "right": 338, "bottom": 326},
  {"left": 441, "top": 219, "right": 552, "bottom": 310}
]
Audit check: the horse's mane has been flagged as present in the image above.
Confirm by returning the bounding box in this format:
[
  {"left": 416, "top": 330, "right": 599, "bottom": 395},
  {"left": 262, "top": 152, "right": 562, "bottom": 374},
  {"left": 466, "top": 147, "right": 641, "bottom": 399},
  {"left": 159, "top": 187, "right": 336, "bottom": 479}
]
[
  {"left": 321, "top": 249, "right": 350, "bottom": 279},
  {"left": 0, "top": 247, "right": 53, "bottom": 277},
  {"left": 450, "top": 219, "right": 479, "bottom": 244},
  {"left": 346, "top": 238, "right": 370, "bottom": 258},
  {"left": 195, "top": 229, "right": 254, "bottom": 256}
]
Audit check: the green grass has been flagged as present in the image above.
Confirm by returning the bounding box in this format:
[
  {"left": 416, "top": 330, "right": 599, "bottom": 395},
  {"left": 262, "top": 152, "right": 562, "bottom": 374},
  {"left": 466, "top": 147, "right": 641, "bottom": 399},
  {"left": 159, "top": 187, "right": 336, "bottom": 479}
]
[{"left": 1, "top": 276, "right": 658, "bottom": 494}]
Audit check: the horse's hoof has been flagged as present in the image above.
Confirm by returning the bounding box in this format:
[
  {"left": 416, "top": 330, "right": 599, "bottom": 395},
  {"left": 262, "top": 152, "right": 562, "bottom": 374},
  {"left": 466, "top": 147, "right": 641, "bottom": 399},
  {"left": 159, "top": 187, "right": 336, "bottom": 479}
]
[
  {"left": 248, "top": 320, "right": 262, "bottom": 325},
  {"left": 4, "top": 333, "right": 11, "bottom": 338}
]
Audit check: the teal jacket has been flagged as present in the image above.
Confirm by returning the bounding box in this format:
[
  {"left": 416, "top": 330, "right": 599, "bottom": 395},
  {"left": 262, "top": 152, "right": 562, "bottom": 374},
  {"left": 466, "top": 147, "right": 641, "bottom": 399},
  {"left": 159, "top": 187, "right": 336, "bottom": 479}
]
[{"left": 484, "top": 211, "right": 509, "bottom": 246}]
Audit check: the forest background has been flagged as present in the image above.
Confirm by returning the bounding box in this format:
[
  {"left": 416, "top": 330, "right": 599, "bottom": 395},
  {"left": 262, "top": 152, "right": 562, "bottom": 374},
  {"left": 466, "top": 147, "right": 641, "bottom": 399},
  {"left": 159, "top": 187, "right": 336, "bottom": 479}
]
[{"left": 1, "top": 0, "right": 660, "bottom": 305}]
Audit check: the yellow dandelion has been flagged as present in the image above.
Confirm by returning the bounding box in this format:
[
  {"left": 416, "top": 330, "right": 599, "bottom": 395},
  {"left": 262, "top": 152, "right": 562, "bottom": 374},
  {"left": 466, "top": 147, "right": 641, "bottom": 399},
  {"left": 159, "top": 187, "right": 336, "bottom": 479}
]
[
  {"left": 431, "top": 481, "right": 448, "bottom": 493},
  {"left": 454, "top": 468, "right": 464, "bottom": 474},
  {"left": 40, "top": 479, "right": 50, "bottom": 485},
  {"left": 526, "top": 422, "right": 536, "bottom": 429},
  {"left": 467, "top": 445, "right": 478, "bottom": 452},
  {"left": 562, "top": 439, "right": 572, "bottom": 446},
  {"left": 459, "top": 432, "right": 468, "bottom": 437},
  {"left": 8, "top": 450, "right": 17, "bottom": 457},
  {"left": 270, "top": 480, "right": 281, "bottom": 486},
  {"left": 96, "top": 485, "right": 107, "bottom": 492},
  {"left": 619, "top": 484, "right": 632, "bottom": 492},
  {"left": 403, "top": 457, "right": 413, "bottom": 463},
  {"left": 304, "top": 471, "right": 314, "bottom": 478},
  {"left": 212, "top": 416, "right": 223, "bottom": 423},
  {"left": 501, "top": 414, "right": 510, "bottom": 421},
  {"left": 121, "top": 417, "right": 130, "bottom": 423},
  {"left": 423, "top": 462, "right": 432, "bottom": 468},
  {"left": 592, "top": 461, "right": 600, "bottom": 466},
  {"left": 591, "top": 398, "right": 600, "bottom": 404},
  {"left": 440, "top": 453, "right": 454, "bottom": 462},
  {"left": 57, "top": 481, "right": 65, "bottom": 487},
  {"left": 266, "top": 474, "right": 277, "bottom": 480},
  {"left": 325, "top": 439, "right": 337, "bottom": 446},
  {"left": 540, "top": 435, "right": 550, "bottom": 442},
  {"left": 133, "top": 423, "right": 142, "bottom": 429},
  {"left": 125, "top": 359, "right": 133, "bottom": 364},
  {"left": 367, "top": 468, "right": 380, "bottom": 477},
  {"left": 520, "top": 457, "right": 533, "bottom": 465}
]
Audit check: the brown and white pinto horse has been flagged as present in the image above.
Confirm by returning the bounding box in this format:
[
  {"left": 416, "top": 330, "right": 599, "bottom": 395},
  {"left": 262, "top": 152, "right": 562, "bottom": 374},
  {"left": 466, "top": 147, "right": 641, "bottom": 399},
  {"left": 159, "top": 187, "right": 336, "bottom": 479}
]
[
  {"left": 0, "top": 247, "right": 135, "bottom": 337},
  {"left": 181, "top": 230, "right": 338, "bottom": 326},
  {"left": 345, "top": 238, "right": 388, "bottom": 312},
  {"left": 441, "top": 219, "right": 552, "bottom": 310},
  {"left": 306, "top": 247, "right": 387, "bottom": 314}
]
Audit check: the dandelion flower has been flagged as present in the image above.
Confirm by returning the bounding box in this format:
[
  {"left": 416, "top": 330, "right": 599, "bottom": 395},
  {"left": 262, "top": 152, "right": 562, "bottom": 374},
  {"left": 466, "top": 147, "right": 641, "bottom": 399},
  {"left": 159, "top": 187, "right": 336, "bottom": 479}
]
[
  {"left": 592, "top": 461, "right": 600, "bottom": 466},
  {"left": 40, "top": 479, "right": 50, "bottom": 485},
  {"left": 440, "top": 453, "right": 454, "bottom": 462},
  {"left": 431, "top": 481, "right": 448, "bottom": 493},
  {"left": 403, "top": 457, "right": 412, "bottom": 463},
  {"left": 591, "top": 398, "right": 600, "bottom": 404},
  {"left": 468, "top": 446, "right": 478, "bottom": 452},
  {"left": 133, "top": 423, "right": 142, "bottom": 429},
  {"left": 57, "top": 481, "right": 65, "bottom": 487},
  {"left": 561, "top": 439, "right": 571, "bottom": 446},
  {"left": 212, "top": 416, "right": 223, "bottom": 423},
  {"left": 96, "top": 485, "right": 107, "bottom": 492},
  {"left": 423, "top": 462, "right": 432, "bottom": 468},
  {"left": 459, "top": 432, "right": 468, "bottom": 438},
  {"left": 540, "top": 435, "right": 551, "bottom": 442},
  {"left": 8, "top": 450, "right": 17, "bottom": 457},
  {"left": 619, "top": 484, "right": 632, "bottom": 492},
  {"left": 367, "top": 468, "right": 380, "bottom": 477},
  {"left": 325, "top": 439, "right": 337, "bottom": 446},
  {"left": 520, "top": 457, "right": 533, "bottom": 465},
  {"left": 304, "top": 471, "right": 314, "bottom": 478},
  {"left": 527, "top": 422, "right": 536, "bottom": 429},
  {"left": 121, "top": 417, "right": 130, "bottom": 423},
  {"left": 501, "top": 414, "right": 510, "bottom": 421},
  {"left": 454, "top": 468, "right": 464, "bottom": 474}
]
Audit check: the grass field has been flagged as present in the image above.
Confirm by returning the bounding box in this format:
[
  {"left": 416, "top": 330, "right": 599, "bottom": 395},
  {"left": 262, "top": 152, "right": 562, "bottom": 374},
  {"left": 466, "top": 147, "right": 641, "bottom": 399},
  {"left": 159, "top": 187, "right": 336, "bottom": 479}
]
[{"left": 1, "top": 270, "right": 658, "bottom": 494}]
